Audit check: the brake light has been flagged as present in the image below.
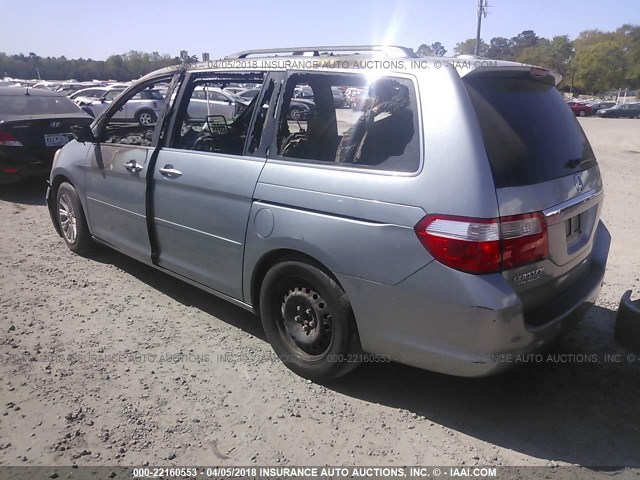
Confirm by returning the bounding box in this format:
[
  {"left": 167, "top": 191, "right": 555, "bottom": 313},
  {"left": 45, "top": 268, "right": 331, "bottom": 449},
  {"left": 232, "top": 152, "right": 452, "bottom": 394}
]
[
  {"left": 530, "top": 66, "right": 549, "bottom": 77},
  {"left": 414, "top": 212, "right": 548, "bottom": 274},
  {"left": 0, "top": 131, "right": 23, "bottom": 147}
]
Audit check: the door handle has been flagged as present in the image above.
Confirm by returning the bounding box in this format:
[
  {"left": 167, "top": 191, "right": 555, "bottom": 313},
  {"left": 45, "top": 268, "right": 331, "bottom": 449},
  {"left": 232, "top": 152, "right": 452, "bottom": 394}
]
[
  {"left": 159, "top": 165, "right": 182, "bottom": 177},
  {"left": 124, "top": 160, "right": 144, "bottom": 172}
]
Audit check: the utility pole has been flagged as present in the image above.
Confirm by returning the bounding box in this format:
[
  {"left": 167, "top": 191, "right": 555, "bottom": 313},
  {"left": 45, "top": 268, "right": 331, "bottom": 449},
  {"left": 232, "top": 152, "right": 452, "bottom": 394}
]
[{"left": 475, "top": 0, "right": 489, "bottom": 56}]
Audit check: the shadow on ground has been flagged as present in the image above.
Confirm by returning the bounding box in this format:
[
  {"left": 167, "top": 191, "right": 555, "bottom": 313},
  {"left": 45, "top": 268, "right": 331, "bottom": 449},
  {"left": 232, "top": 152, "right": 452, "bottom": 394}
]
[
  {"left": 84, "top": 245, "right": 640, "bottom": 467},
  {"left": 0, "top": 177, "right": 48, "bottom": 206},
  {"left": 330, "top": 304, "right": 640, "bottom": 467}
]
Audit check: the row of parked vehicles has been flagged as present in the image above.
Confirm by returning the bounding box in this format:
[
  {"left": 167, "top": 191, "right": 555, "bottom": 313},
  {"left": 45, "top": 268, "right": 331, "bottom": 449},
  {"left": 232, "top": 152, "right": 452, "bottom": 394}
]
[{"left": 567, "top": 99, "right": 640, "bottom": 118}]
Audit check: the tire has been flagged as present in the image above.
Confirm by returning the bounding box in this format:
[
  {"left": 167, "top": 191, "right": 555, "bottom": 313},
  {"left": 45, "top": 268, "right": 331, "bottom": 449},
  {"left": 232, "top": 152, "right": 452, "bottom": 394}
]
[
  {"left": 259, "top": 260, "right": 362, "bottom": 382},
  {"left": 135, "top": 110, "right": 157, "bottom": 126},
  {"left": 56, "top": 182, "right": 94, "bottom": 254},
  {"left": 578, "top": 110, "right": 587, "bottom": 117},
  {"left": 636, "top": 114, "right": 640, "bottom": 119}
]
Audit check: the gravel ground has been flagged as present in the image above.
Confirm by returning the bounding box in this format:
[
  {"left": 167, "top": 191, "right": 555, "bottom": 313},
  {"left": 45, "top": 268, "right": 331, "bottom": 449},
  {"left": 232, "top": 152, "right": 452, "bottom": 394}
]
[{"left": 1, "top": 118, "right": 639, "bottom": 470}]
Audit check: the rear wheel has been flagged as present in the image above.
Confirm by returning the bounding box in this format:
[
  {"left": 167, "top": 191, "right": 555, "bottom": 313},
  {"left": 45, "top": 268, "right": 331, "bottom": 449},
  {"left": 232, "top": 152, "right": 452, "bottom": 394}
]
[
  {"left": 578, "top": 110, "right": 587, "bottom": 117},
  {"left": 259, "top": 260, "right": 361, "bottom": 382},
  {"left": 56, "top": 182, "right": 94, "bottom": 254},
  {"left": 136, "top": 110, "right": 156, "bottom": 126}
]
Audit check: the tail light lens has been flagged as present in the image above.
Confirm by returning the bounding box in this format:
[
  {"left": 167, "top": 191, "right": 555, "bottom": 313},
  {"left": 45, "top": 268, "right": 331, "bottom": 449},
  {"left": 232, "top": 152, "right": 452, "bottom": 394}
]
[
  {"left": 415, "top": 212, "right": 548, "bottom": 274},
  {"left": 0, "top": 131, "right": 23, "bottom": 147}
]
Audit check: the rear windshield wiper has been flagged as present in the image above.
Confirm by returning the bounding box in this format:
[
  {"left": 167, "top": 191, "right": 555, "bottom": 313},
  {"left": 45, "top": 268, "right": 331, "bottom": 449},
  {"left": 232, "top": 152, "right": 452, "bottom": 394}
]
[{"left": 565, "top": 158, "right": 595, "bottom": 169}]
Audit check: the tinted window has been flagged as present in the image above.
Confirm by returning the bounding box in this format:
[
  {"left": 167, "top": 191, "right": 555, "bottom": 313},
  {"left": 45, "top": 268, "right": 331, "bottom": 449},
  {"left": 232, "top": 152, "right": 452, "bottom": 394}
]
[
  {"left": 464, "top": 74, "right": 596, "bottom": 188},
  {"left": 0, "top": 95, "right": 83, "bottom": 115}
]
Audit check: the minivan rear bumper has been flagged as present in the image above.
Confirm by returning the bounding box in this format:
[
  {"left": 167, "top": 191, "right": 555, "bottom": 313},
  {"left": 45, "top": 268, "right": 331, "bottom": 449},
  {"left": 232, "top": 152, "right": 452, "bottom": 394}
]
[{"left": 338, "top": 221, "right": 610, "bottom": 377}]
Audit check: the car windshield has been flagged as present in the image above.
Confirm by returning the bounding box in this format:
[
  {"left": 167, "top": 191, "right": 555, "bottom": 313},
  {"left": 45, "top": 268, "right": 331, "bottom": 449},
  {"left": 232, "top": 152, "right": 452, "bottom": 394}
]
[{"left": 0, "top": 94, "right": 82, "bottom": 115}]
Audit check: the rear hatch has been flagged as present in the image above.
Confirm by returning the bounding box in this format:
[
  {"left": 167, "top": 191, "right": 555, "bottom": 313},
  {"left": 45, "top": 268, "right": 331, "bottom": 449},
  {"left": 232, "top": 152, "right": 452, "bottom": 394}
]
[{"left": 463, "top": 69, "right": 603, "bottom": 324}]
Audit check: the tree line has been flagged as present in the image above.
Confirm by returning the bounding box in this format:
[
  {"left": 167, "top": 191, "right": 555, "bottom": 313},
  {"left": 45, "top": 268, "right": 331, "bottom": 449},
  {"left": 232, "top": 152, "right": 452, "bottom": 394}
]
[
  {"left": 419, "top": 24, "right": 639, "bottom": 94},
  {"left": 2, "top": 25, "right": 639, "bottom": 94},
  {"left": 0, "top": 51, "right": 192, "bottom": 83}
]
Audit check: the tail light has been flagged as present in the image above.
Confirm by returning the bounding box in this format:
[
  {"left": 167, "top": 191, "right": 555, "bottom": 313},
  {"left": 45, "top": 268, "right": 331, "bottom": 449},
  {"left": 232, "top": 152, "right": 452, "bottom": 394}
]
[
  {"left": 0, "top": 131, "right": 23, "bottom": 147},
  {"left": 414, "top": 212, "right": 548, "bottom": 274}
]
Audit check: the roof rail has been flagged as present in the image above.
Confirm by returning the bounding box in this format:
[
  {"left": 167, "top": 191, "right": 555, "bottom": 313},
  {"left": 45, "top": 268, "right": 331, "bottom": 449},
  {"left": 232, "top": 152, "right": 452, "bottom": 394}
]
[{"left": 225, "top": 45, "right": 417, "bottom": 59}]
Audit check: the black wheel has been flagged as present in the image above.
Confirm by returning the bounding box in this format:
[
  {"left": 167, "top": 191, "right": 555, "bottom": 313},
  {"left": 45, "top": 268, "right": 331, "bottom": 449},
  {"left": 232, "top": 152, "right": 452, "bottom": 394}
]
[
  {"left": 135, "top": 109, "right": 157, "bottom": 126},
  {"left": 56, "top": 182, "right": 94, "bottom": 254},
  {"left": 259, "top": 260, "right": 361, "bottom": 382}
]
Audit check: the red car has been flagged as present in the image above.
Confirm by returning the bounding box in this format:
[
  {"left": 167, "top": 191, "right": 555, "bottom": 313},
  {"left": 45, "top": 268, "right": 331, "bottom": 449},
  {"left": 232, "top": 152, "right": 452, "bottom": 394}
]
[{"left": 567, "top": 100, "right": 592, "bottom": 117}]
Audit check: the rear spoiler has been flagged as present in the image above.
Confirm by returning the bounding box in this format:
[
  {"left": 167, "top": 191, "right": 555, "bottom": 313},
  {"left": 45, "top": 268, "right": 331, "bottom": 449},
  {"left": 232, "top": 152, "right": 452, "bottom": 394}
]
[{"left": 456, "top": 63, "right": 562, "bottom": 86}]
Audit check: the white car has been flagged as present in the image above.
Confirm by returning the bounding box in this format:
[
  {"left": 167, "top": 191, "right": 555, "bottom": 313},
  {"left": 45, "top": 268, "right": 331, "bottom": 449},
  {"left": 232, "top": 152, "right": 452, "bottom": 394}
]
[
  {"left": 186, "top": 87, "right": 249, "bottom": 122},
  {"left": 85, "top": 89, "right": 166, "bottom": 125}
]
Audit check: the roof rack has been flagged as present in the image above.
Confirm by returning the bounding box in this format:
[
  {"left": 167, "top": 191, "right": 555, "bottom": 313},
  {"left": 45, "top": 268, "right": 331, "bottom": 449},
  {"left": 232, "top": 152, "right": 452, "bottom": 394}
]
[{"left": 225, "top": 45, "right": 417, "bottom": 59}]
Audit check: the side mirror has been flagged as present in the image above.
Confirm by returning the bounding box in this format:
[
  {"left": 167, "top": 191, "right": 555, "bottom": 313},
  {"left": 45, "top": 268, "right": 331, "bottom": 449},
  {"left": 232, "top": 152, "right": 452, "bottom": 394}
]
[{"left": 71, "top": 124, "right": 96, "bottom": 143}]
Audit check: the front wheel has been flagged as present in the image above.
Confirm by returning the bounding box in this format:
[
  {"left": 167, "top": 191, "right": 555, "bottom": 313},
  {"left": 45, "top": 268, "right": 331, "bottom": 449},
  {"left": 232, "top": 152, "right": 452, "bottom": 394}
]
[
  {"left": 259, "top": 260, "right": 361, "bottom": 382},
  {"left": 578, "top": 110, "right": 587, "bottom": 117},
  {"left": 56, "top": 182, "right": 94, "bottom": 254}
]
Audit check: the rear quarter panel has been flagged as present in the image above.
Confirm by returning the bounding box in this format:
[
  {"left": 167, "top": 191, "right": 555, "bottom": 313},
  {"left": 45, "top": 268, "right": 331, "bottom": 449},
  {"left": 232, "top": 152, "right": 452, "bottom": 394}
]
[{"left": 243, "top": 65, "right": 499, "bottom": 301}]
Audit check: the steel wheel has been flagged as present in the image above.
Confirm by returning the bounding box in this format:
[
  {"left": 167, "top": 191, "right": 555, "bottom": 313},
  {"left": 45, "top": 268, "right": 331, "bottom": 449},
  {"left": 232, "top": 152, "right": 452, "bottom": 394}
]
[
  {"left": 278, "top": 284, "right": 333, "bottom": 359},
  {"left": 58, "top": 193, "right": 77, "bottom": 244},
  {"left": 260, "top": 260, "right": 362, "bottom": 381}
]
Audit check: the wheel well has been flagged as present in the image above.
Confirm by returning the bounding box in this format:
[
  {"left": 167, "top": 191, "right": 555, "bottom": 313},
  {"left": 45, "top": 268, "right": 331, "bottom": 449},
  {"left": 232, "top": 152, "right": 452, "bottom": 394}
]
[
  {"left": 250, "top": 249, "right": 342, "bottom": 314},
  {"left": 48, "top": 175, "right": 73, "bottom": 236},
  {"left": 136, "top": 109, "right": 155, "bottom": 118}
]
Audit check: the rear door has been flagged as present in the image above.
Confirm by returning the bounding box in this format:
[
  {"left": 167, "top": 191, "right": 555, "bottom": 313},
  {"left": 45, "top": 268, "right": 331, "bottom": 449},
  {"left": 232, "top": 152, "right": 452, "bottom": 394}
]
[
  {"left": 151, "top": 71, "right": 276, "bottom": 300},
  {"left": 463, "top": 70, "right": 604, "bottom": 313}
]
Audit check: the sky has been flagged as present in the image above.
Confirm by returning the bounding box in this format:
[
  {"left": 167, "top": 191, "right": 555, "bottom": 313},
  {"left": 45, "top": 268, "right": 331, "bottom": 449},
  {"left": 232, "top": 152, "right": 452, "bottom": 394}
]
[{"left": 2, "top": 0, "right": 639, "bottom": 60}]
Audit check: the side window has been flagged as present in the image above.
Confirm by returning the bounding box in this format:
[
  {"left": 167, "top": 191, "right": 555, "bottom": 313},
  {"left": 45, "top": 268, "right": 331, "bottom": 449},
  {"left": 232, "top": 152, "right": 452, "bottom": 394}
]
[
  {"left": 100, "top": 81, "right": 169, "bottom": 146},
  {"left": 276, "top": 73, "right": 419, "bottom": 173},
  {"left": 170, "top": 73, "right": 265, "bottom": 156},
  {"left": 103, "top": 90, "right": 122, "bottom": 101}
]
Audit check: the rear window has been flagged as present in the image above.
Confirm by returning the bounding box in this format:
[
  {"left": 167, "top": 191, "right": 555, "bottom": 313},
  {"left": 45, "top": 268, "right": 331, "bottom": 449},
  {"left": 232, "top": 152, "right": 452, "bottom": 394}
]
[
  {"left": 464, "top": 74, "right": 597, "bottom": 188},
  {"left": 0, "top": 94, "right": 82, "bottom": 116}
]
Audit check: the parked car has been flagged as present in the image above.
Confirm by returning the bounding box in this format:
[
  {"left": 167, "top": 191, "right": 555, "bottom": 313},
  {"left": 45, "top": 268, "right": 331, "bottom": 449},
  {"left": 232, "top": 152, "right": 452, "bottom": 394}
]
[
  {"left": 222, "top": 86, "right": 246, "bottom": 95},
  {"left": 568, "top": 101, "right": 592, "bottom": 117},
  {"left": 596, "top": 102, "right": 640, "bottom": 118},
  {"left": 47, "top": 45, "right": 609, "bottom": 382},
  {"left": 0, "top": 87, "right": 92, "bottom": 183},
  {"left": 346, "top": 88, "right": 370, "bottom": 110},
  {"left": 236, "top": 88, "right": 261, "bottom": 101},
  {"left": 70, "top": 87, "right": 124, "bottom": 106},
  {"left": 86, "top": 88, "right": 165, "bottom": 125},
  {"left": 186, "top": 87, "right": 249, "bottom": 122},
  {"left": 293, "top": 85, "right": 345, "bottom": 108},
  {"left": 589, "top": 101, "right": 616, "bottom": 114}
]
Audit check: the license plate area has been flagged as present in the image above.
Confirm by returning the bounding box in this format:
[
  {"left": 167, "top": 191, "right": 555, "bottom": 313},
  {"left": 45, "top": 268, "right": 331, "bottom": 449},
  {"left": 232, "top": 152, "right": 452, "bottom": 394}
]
[
  {"left": 565, "top": 214, "right": 582, "bottom": 245},
  {"left": 44, "top": 134, "right": 70, "bottom": 147}
]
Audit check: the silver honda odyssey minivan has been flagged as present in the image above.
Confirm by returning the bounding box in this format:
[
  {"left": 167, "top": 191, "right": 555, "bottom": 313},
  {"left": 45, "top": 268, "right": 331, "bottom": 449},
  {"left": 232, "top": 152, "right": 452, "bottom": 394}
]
[{"left": 47, "top": 45, "right": 610, "bottom": 381}]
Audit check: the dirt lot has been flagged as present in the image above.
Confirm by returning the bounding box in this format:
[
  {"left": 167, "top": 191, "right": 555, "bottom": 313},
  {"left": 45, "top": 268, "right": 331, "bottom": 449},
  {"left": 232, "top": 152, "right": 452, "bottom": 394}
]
[{"left": 1, "top": 118, "right": 639, "bottom": 470}]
